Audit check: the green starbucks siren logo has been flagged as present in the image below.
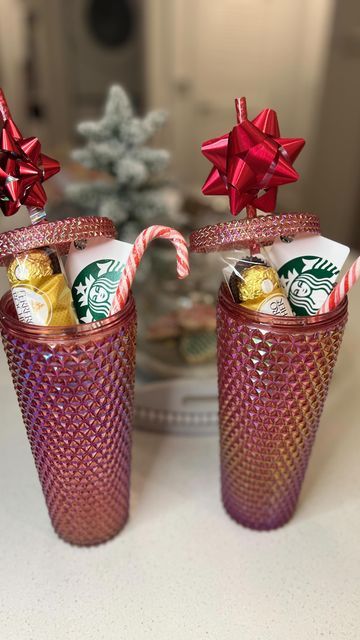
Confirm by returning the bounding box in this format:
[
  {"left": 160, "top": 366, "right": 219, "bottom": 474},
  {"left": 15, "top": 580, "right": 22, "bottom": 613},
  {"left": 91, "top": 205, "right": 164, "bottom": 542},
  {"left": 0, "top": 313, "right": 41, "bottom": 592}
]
[
  {"left": 278, "top": 256, "right": 339, "bottom": 316},
  {"left": 72, "top": 259, "right": 124, "bottom": 323}
]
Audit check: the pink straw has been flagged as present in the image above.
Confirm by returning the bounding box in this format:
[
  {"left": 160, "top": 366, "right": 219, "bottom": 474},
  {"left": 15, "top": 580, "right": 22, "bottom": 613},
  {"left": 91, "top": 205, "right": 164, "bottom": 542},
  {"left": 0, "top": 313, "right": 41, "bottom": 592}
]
[
  {"left": 0, "top": 89, "right": 11, "bottom": 121},
  {"left": 235, "top": 96, "right": 248, "bottom": 124},
  {"left": 317, "top": 256, "right": 360, "bottom": 314},
  {"left": 111, "top": 225, "right": 189, "bottom": 314},
  {"left": 235, "top": 97, "right": 260, "bottom": 254}
]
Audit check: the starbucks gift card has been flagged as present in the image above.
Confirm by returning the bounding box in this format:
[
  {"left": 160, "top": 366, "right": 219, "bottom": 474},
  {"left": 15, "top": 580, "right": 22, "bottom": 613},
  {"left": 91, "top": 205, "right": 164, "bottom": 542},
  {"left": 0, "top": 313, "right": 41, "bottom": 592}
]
[
  {"left": 265, "top": 235, "right": 349, "bottom": 316},
  {"left": 65, "top": 237, "right": 133, "bottom": 323}
]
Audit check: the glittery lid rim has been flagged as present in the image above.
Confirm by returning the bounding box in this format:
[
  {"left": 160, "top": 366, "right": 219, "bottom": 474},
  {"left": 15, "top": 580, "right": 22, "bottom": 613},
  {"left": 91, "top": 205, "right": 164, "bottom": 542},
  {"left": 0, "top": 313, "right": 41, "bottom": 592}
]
[
  {"left": 189, "top": 213, "right": 321, "bottom": 253},
  {"left": 0, "top": 216, "right": 117, "bottom": 266}
]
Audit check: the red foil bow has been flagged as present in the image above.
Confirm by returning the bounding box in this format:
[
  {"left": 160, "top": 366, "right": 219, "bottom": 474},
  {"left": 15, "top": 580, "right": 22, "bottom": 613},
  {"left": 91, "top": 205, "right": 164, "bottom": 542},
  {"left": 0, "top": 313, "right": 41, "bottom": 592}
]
[
  {"left": 202, "top": 97, "right": 305, "bottom": 216},
  {"left": 0, "top": 89, "right": 60, "bottom": 216}
]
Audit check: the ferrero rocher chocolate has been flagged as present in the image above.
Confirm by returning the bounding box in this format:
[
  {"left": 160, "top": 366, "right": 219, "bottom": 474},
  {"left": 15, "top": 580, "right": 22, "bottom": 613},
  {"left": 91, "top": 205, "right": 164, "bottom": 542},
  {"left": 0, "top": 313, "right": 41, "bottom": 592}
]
[
  {"left": 7, "top": 247, "right": 77, "bottom": 326},
  {"left": 228, "top": 257, "right": 292, "bottom": 316},
  {"left": 7, "top": 249, "right": 54, "bottom": 285}
]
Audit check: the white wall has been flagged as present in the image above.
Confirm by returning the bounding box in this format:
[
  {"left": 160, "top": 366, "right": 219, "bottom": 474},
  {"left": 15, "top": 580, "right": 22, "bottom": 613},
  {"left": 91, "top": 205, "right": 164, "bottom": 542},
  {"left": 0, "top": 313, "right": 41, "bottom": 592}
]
[
  {"left": 145, "top": 0, "right": 336, "bottom": 211},
  {"left": 0, "top": 0, "right": 27, "bottom": 127}
]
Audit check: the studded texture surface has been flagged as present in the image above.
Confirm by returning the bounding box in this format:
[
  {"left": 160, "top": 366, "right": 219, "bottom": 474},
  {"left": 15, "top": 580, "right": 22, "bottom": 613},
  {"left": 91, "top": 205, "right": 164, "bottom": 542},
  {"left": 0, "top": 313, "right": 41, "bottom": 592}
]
[
  {"left": 1, "top": 298, "right": 137, "bottom": 545},
  {"left": 217, "top": 290, "right": 347, "bottom": 530},
  {"left": 189, "top": 212, "right": 321, "bottom": 253},
  {"left": 0, "top": 216, "right": 117, "bottom": 265}
]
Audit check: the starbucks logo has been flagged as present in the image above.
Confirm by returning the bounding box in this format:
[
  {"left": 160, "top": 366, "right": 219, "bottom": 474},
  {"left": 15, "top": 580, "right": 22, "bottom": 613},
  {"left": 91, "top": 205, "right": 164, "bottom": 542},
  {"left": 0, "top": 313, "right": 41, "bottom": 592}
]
[
  {"left": 72, "top": 259, "right": 123, "bottom": 323},
  {"left": 278, "top": 256, "right": 338, "bottom": 316}
]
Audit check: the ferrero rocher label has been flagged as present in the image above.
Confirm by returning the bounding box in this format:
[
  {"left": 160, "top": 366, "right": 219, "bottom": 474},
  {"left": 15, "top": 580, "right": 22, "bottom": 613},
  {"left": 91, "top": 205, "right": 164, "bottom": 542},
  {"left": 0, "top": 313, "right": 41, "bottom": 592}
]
[
  {"left": 7, "top": 248, "right": 77, "bottom": 326},
  {"left": 227, "top": 257, "right": 293, "bottom": 317}
]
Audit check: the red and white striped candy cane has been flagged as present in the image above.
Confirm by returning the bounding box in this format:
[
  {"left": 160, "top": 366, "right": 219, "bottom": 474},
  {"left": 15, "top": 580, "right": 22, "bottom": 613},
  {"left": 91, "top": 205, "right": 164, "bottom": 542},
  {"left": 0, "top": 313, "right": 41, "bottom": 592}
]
[
  {"left": 111, "top": 225, "right": 189, "bottom": 314},
  {"left": 317, "top": 256, "right": 360, "bottom": 314}
]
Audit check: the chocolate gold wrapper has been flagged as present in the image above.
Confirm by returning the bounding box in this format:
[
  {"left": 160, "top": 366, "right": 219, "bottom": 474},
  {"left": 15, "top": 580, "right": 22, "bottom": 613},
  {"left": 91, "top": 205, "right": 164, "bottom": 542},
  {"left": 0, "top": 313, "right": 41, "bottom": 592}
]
[
  {"left": 228, "top": 257, "right": 292, "bottom": 316},
  {"left": 7, "top": 248, "right": 77, "bottom": 326}
]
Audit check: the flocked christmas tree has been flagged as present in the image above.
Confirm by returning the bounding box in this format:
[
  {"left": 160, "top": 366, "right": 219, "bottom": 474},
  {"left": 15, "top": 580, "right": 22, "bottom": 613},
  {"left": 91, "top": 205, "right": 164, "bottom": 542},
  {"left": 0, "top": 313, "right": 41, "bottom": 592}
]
[
  {"left": 67, "top": 85, "right": 218, "bottom": 371},
  {"left": 67, "top": 85, "right": 174, "bottom": 240}
]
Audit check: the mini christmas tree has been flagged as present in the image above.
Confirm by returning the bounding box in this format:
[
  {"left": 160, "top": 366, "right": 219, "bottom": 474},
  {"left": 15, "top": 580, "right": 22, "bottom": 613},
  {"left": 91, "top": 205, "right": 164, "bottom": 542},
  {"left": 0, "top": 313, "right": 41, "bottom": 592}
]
[
  {"left": 67, "top": 85, "right": 218, "bottom": 374},
  {"left": 67, "top": 85, "right": 172, "bottom": 240}
]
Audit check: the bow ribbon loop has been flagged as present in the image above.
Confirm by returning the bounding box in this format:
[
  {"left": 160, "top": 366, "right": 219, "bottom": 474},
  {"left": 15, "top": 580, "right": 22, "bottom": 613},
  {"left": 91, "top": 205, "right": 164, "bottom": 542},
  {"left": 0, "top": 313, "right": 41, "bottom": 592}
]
[
  {"left": 202, "top": 101, "right": 305, "bottom": 216},
  {"left": 0, "top": 88, "right": 60, "bottom": 216}
]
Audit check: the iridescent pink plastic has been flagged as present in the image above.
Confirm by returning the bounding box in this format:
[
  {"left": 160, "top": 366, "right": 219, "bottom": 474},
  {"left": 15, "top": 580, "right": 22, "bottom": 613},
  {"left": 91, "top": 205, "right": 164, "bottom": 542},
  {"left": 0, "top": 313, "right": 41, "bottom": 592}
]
[
  {"left": 0, "top": 216, "right": 117, "bottom": 266},
  {"left": 0, "top": 293, "right": 137, "bottom": 546},
  {"left": 217, "top": 285, "right": 348, "bottom": 530},
  {"left": 189, "top": 212, "right": 321, "bottom": 253}
]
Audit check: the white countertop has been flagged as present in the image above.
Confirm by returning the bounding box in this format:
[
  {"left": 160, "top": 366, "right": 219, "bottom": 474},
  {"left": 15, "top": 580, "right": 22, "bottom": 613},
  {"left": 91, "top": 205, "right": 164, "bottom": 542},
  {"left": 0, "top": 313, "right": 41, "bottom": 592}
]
[{"left": 1, "top": 260, "right": 360, "bottom": 639}]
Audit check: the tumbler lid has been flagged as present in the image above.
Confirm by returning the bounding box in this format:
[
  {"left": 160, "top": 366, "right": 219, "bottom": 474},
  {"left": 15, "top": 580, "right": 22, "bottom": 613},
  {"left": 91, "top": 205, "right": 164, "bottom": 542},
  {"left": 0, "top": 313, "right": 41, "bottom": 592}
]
[
  {"left": 0, "top": 216, "right": 117, "bottom": 265},
  {"left": 189, "top": 212, "right": 321, "bottom": 253}
]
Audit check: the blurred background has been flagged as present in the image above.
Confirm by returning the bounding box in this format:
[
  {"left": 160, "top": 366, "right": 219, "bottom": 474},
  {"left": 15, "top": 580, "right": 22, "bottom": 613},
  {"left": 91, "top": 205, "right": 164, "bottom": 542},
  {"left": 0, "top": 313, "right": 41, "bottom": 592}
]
[
  {"left": 0, "top": 0, "right": 359, "bottom": 429},
  {"left": 0, "top": 0, "right": 360, "bottom": 244}
]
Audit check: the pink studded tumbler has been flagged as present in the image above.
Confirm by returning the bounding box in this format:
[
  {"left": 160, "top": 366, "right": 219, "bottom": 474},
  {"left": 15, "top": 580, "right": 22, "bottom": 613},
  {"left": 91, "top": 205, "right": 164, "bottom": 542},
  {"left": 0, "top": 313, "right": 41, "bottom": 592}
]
[
  {"left": 217, "top": 285, "right": 348, "bottom": 530},
  {"left": 0, "top": 292, "right": 137, "bottom": 545}
]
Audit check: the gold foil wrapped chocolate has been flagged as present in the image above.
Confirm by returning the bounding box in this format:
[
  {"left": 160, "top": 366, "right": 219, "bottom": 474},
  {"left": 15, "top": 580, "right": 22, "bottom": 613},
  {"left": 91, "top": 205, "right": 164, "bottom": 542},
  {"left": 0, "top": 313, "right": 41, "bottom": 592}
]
[
  {"left": 7, "top": 247, "right": 77, "bottom": 326},
  {"left": 7, "top": 249, "right": 54, "bottom": 284},
  {"left": 228, "top": 257, "right": 292, "bottom": 316}
]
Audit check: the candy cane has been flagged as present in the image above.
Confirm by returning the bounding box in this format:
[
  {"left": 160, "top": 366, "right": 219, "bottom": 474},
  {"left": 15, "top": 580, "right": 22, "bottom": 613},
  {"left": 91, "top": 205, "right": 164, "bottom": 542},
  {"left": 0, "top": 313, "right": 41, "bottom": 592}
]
[
  {"left": 111, "top": 225, "right": 189, "bottom": 314},
  {"left": 317, "top": 256, "right": 360, "bottom": 314}
]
